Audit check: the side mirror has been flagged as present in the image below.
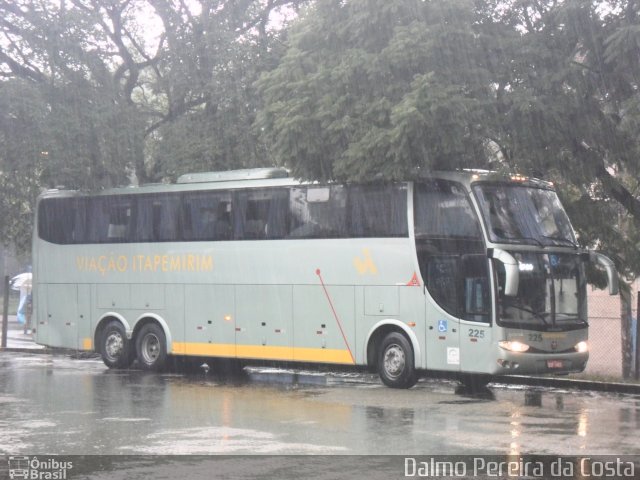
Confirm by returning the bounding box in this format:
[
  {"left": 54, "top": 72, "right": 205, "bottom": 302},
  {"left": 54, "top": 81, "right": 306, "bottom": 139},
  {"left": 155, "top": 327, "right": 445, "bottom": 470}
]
[
  {"left": 488, "top": 248, "right": 519, "bottom": 296},
  {"left": 589, "top": 252, "right": 619, "bottom": 296}
]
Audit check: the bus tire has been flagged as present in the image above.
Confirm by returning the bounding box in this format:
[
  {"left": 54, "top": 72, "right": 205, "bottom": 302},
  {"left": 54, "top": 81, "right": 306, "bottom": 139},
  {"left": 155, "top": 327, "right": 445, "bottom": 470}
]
[
  {"left": 100, "top": 321, "right": 134, "bottom": 369},
  {"left": 378, "top": 332, "right": 418, "bottom": 389},
  {"left": 136, "top": 323, "right": 168, "bottom": 371}
]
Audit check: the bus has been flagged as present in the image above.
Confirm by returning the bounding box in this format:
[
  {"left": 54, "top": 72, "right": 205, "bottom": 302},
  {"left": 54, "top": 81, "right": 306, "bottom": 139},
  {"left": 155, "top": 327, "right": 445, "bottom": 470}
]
[{"left": 32, "top": 168, "right": 618, "bottom": 388}]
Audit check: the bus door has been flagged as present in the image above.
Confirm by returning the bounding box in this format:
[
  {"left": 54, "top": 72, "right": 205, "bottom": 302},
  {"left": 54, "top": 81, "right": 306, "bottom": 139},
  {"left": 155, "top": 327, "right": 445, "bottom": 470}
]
[
  {"left": 422, "top": 253, "right": 492, "bottom": 371},
  {"left": 458, "top": 254, "right": 493, "bottom": 373},
  {"left": 414, "top": 180, "right": 491, "bottom": 372},
  {"left": 424, "top": 255, "right": 462, "bottom": 371}
]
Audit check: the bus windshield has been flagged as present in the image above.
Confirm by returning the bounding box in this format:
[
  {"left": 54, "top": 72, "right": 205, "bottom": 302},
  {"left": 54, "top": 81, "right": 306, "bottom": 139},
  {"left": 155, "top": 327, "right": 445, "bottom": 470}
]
[
  {"left": 496, "top": 252, "right": 588, "bottom": 331},
  {"left": 473, "top": 184, "right": 577, "bottom": 247}
]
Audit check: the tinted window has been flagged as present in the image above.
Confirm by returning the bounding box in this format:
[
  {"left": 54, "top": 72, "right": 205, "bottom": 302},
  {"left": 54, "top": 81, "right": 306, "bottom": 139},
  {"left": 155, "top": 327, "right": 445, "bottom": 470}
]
[
  {"left": 235, "top": 189, "right": 289, "bottom": 240},
  {"left": 38, "top": 197, "right": 86, "bottom": 244},
  {"left": 474, "top": 184, "right": 576, "bottom": 246},
  {"left": 288, "top": 184, "right": 408, "bottom": 239},
  {"left": 289, "top": 186, "right": 348, "bottom": 238},
  {"left": 415, "top": 181, "right": 481, "bottom": 238},
  {"left": 349, "top": 185, "right": 408, "bottom": 237},
  {"left": 135, "top": 194, "right": 181, "bottom": 242},
  {"left": 183, "top": 191, "right": 233, "bottom": 241},
  {"left": 38, "top": 183, "right": 410, "bottom": 244},
  {"left": 86, "top": 196, "right": 134, "bottom": 243}
]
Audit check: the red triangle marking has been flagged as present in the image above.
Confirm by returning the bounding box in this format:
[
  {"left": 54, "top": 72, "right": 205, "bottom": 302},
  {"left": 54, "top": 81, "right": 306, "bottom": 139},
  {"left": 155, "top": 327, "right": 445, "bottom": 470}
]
[{"left": 406, "top": 272, "right": 421, "bottom": 287}]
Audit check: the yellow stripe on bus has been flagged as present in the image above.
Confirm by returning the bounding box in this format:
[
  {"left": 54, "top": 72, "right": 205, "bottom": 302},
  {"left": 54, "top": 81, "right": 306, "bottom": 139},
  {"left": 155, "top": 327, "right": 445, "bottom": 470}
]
[{"left": 172, "top": 342, "right": 354, "bottom": 364}]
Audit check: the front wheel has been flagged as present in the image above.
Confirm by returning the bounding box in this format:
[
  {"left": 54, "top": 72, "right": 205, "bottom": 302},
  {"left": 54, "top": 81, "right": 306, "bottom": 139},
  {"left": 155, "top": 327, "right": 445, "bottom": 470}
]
[
  {"left": 136, "top": 323, "right": 168, "bottom": 371},
  {"left": 378, "top": 332, "right": 418, "bottom": 389},
  {"left": 100, "top": 321, "right": 134, "bottom": 369}
]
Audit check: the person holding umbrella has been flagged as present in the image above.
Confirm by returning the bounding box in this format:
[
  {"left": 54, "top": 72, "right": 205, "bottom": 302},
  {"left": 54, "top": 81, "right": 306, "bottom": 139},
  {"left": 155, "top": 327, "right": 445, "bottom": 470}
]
[{"left": 10, "top": 268, "right": 32, "bottom": 333}]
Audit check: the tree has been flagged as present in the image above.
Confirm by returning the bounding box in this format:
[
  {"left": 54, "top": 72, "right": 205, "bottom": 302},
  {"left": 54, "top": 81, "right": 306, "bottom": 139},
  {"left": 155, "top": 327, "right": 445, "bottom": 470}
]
[
  {"left": 0, "top": 0, "right": 305, "bottom": 252},
  {"left": 257, "top": 0, "right": 503, "bottom": 181},
  {"left": 0, "top": 80, "right": 48, "bottom": 254},
  {"left": 147, "top": 0, "right": 304, "bottom": 179},
  {"left": 257, "top": 0, "right": 640, "bottom": 377}
]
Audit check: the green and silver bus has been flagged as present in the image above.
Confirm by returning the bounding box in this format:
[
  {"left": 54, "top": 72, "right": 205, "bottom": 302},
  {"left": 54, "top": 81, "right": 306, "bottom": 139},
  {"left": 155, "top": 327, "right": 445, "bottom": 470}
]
[{"left": 33, "top": 168, "right": 618, "bottom": 388}]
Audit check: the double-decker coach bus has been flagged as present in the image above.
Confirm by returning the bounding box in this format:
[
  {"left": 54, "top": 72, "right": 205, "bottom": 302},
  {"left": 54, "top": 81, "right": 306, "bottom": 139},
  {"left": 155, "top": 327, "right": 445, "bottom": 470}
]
[{"left": 33, "top": 168, "right": 618, "bottom": 388}]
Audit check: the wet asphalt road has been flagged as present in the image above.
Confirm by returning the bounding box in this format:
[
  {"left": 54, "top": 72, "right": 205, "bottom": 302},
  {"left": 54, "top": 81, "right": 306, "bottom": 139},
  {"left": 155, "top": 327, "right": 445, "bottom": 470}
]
[
  {"left": 0, "top": 351, "right": 638, "bottom": 459},
  {"left": 2, "top": 352, "right": 640, "bottom": 480}
]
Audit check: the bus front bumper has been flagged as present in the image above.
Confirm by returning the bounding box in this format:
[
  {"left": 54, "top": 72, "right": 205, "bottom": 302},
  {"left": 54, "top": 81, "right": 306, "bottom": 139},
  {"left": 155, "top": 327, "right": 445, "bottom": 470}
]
[{"left": 491, "top": 351, "right": 588, "bottom": 376}]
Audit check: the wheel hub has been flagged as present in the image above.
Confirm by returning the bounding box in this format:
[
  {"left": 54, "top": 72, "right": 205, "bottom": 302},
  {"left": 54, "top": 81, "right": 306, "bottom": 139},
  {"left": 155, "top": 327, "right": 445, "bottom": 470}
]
[
  {"left": 105, "top": 332, "right": 123, "bottom": 360},
  {"left": 141, "top": 333, "right": 161, "bottom": 364},
  {"left": 383, "top": 344, "right": 405, "bottom": 378}
]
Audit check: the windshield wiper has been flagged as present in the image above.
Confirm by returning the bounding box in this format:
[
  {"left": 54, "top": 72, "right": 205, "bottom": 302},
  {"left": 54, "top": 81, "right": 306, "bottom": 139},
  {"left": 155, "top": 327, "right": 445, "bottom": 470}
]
[
  {"left": 541, "top": 235, "right": 578, "bottom": 248},
  {"left": 493, "top": 234, "right": 544, "bottom": 247},
  {"left": 503, "top": 305, "right": 550, "bottom": 325}
]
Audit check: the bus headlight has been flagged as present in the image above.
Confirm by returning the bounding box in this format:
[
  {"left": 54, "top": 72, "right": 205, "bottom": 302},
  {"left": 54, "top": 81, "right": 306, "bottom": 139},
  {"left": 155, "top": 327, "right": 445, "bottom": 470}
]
[
  {"left": 575, "top": 341, "right": 588, "bottom": 353},
  {"left": 499, "top": 340, "right": 530, "bottom": 353}
]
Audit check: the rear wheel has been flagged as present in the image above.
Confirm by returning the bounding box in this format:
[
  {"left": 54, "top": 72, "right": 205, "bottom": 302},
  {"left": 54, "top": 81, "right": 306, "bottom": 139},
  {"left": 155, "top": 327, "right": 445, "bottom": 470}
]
[
  {"left": 100, "top": 321, "right": 134, "bottom": 369},
  {"left": 377, "top": 332, "right": 418, "bottom": 389},
  {"left": 136, "top": 323, "right": 168, "bottom": 371}
]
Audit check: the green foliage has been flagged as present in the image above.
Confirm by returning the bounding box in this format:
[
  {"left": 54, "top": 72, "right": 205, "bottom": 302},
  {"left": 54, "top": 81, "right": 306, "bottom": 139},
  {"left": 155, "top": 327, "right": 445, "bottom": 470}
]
[
  {"left": 0, "top": 81, "right": 47, "bottom": 253},
  {"left": 1, "top": 0, "right": 639, "bottom": 281},
  {"left": 257, "top": 0, "right": 499, "bottom": 181},
  {"left": 0, "top": 0, "right": 304, "bottom": 253},
  {"left": 258, "top": 0, "right": 640, "bottom": 277}
]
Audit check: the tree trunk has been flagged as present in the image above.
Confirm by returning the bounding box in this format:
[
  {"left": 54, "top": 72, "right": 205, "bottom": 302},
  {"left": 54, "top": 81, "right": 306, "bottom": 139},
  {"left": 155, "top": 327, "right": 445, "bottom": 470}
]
[{"left": 620, "top": 284, "right": 633, "bottom": 379}]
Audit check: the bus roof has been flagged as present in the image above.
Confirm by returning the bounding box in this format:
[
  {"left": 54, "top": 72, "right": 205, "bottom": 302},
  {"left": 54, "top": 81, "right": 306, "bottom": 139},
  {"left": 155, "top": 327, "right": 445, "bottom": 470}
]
[{"left": 37, "top": 169, "right": 554, "bottom": 200}]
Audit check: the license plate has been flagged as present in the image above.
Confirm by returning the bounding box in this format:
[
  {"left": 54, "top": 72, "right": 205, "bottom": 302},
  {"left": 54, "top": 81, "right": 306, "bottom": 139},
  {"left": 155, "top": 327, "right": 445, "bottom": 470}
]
[{"left": 547, "top": 360, "right": 564, "bottom": 369}]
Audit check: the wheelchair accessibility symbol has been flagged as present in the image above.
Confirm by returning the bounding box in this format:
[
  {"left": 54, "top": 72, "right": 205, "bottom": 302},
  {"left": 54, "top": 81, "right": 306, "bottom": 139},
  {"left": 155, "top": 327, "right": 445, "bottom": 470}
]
[{"left": 437, "top": 320, "right": 448, "bottom": 333}]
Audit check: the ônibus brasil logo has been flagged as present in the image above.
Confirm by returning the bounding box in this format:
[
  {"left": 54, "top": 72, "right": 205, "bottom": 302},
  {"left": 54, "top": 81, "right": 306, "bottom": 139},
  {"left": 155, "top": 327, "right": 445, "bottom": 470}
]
[{"left": 8, "top": 456, "right": 73, "bottom": 479}]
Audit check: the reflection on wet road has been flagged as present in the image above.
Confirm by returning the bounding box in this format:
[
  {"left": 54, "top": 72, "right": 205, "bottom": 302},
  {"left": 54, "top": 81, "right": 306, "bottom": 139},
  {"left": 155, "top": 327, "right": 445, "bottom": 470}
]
[{"left": 0, "top": 352, "right": 638, "bottom": 455}]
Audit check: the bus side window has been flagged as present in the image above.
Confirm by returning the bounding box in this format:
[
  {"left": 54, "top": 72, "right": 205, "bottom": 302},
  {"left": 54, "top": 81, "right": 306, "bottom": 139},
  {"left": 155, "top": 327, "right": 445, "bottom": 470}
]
[
  {"left": 234, "top": 189, "right": 289, "bottom": 240},
  {"left": 288, "top": 186, "right": 347, "bottom": 238},
  {"left": 348, "top": 185, "right": 408, "bottom": 238},
  {"left": 86, "top": 196, "right": 134, "bottom": 243},
  {"left": 183, "top": 192, "right": 232, "bottom": 241},
  {"left": 426, "top": 256, "right": 459, "bottom": 315},
  {"left": 38, "top": 197, "right": 85, "bottom": 244},
  {"left": 135, "top": 195, "right": 180, "bottom": 242}
]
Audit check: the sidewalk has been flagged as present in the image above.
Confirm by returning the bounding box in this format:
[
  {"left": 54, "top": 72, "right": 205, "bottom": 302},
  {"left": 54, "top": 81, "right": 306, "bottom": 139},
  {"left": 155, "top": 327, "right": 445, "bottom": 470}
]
[{"left": 0, "top": 314, "right": 46, "bottom": 351}]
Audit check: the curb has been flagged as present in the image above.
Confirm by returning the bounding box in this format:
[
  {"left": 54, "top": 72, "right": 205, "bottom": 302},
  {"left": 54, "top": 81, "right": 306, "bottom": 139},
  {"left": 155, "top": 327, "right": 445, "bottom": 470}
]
[
  {"left": 0, "top": 347, "right": 53, "bottom": 354},
  {"left": 493, "top": 374, "right": 640, "bottom": 395}
]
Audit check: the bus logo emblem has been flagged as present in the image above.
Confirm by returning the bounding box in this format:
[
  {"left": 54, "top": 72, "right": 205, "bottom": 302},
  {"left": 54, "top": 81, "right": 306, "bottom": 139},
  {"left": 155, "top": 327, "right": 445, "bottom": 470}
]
[{"left": 353, "top": 249, "right": 378, "bottom": 275}]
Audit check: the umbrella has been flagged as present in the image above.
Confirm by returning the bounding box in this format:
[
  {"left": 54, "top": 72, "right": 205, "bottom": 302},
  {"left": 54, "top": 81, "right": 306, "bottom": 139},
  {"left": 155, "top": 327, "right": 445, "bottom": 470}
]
[{"left": 10, "top": 272, "right": 32, "bottom": 291}]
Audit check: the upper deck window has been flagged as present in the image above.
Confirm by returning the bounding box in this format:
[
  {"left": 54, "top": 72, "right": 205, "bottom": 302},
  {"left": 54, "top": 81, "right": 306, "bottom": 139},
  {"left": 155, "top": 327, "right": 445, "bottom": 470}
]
[
  {"left": 135, "top": 194, "right": 181, "bottom": 242},
  {"left": 86, "top": 197, "right": 134, "bottom": 243},
  {"left": 37, "top": 183, "right": 409, "bottom": 244},
  {"left": 37, "top": 197, "right": 85, "bottom": 244},
  {"left": 183, "top": 191, "right": 233, "bottom": 241},
  {"left": 473, "top": 184, "right": 576, "bottom": 247},
  {"left": 414, "top": 180, "right": 482, "bottom": 240}
]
